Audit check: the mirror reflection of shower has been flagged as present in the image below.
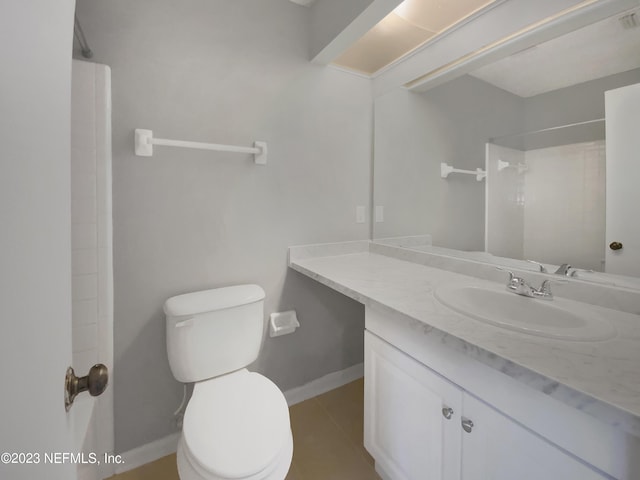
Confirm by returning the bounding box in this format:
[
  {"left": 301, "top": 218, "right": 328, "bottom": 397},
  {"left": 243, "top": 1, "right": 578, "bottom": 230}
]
[{"left": 486, "top": 119, "right": 606, "bottom": 272}]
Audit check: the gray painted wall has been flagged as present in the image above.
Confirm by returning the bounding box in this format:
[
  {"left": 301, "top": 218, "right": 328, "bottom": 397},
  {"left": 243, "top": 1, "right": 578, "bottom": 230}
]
[
  {"left": 520, "top": 67, "right": 640, "bottom": 150},
  {"left": 524, "top": 67, "right": 640, "bottom": 131},
  {"left": 76, "top": 0, "right": 372, "bottom": 453},
  {"left": 373, "top": 75, "right": 524, "bottom": 250}
]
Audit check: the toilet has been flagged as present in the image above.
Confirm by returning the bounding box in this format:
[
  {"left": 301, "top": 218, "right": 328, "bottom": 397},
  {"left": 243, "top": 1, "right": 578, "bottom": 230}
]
[{"left": 164, "top": 285, "right": 293, "bottom": 480}]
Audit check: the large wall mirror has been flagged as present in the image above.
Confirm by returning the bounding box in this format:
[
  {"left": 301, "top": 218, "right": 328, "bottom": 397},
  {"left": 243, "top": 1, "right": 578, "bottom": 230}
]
[{"left": 373, "top": 4, "right": 640, "bottom": 287}]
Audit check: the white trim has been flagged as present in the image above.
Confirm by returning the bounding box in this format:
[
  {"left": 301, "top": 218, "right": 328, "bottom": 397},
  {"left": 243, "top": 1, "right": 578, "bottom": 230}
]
[
  {"left": 284, "top": 362, "right": 364, "bottom": 406},
  {"left": 406, "top": 0, "right": 638, "bottom": 92},
  {"left": 372, "top": 0, "right": 638, "bottom": 96},
  {"left": 327, "top": 63, "right": 372, "bottom": 80},
  {"left": 369, "top": 0, "right": 510, "bottom": 80},
  {"left": 114, "top": 432, "right": 181, "bottom": 475},
  {"left": 289, "top": 0, "right": 316, "bottom": 6}
]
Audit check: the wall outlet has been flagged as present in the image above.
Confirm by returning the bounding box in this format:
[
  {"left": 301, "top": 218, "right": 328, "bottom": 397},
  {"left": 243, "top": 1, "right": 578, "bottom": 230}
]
[
  {"left": 375, "top": 205, "right": 384, "bottom": 223},
  {"left": 356, "top": 206, "right": 366, "bottom": 224}
]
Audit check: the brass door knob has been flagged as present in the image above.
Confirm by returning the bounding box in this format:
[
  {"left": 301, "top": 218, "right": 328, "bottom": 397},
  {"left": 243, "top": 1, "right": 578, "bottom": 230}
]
[
  {"left": 65, "top": 364, "right": 109, "bottom": 411},
  {"left": 609, "top": 241, "right": 623, "bottom": 251}
]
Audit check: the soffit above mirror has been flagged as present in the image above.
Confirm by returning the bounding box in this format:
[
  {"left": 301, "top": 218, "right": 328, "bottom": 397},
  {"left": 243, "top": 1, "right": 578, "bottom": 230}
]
[
  {"left": 470, "top": 8, "right": 640, "bottom": 97},
  {"left": 331, "top": 0, "right": 498, "bottom": 75}
]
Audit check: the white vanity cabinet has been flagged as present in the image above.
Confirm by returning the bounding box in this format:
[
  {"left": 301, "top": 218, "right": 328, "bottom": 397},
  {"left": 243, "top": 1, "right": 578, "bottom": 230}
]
[
  {"left": 460, "top": 393, "right": 606, "bottom": 480},
  {"left": 364, "top": 330, "right": 462, "bottom": 480},
  {"left": 364, "top": 331, "right": 609, "bottom": 480}
]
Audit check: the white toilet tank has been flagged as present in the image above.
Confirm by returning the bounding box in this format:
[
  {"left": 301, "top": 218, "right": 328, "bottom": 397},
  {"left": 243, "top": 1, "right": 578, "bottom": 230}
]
[{"left": 164, "top": 284, "right": 266, "bottom": 383}]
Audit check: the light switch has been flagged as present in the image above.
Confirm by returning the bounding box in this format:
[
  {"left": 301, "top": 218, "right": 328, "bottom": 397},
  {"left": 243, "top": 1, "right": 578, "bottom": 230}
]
[
  {"left": 375, "top": 206, "right": 384, "bottom": 223},
  {"left": 356, "top": 206, "right": 366, "bottom": 224}
]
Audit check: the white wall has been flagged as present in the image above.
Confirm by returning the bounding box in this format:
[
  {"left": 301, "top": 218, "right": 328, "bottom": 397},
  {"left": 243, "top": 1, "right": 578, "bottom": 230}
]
[
  {"left": 0, "top": 1, "right": 76, "bottom": 479},
  {"left": 373, "top": 75, "right": 524, "bottom": 250},
  {"left": 76, "top": 0, "right": 372, "bottom": 453}
]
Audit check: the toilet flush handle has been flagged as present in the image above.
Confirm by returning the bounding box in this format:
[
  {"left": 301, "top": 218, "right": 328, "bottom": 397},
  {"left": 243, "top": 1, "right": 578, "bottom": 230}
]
[{"left": 174, "top": 317, "right": 195, "bottom": 328}]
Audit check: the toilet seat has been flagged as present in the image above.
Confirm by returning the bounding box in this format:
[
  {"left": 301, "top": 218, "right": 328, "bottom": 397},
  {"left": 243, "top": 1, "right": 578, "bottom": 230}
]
[
  {"left": 178, "top": 433, "right": 293, "bottom": 480},
  {"left": 181, "top": 369, "right": 291, "bottom": 480}
]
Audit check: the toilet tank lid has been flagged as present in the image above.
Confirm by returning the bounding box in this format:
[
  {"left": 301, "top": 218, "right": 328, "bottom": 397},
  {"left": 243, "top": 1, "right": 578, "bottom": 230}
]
[{"left": 164, "top": 284, "right": 265, "bottom": 317}]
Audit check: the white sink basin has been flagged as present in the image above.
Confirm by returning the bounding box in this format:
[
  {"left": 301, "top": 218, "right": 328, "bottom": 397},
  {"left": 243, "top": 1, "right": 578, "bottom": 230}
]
[{"left": 435, "top": 285, "right": 616, "bottom": 341}]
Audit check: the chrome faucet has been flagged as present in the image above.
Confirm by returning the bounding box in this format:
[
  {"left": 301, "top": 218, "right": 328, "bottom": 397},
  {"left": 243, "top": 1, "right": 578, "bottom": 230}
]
[
  {"left": 554, "top": 263, "right": 572, "bottom": 276},
  {"left": 526, "top": 260, "right": 548, "bottom": 273},
  {"left": 498, "top": 269, "right": 558, "bottom": 300}
]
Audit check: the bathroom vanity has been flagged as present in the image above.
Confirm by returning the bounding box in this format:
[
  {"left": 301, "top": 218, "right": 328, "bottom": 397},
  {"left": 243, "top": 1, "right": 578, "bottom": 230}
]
[{"left": 288, "top": 241, "right": 640, "bottom": 480}]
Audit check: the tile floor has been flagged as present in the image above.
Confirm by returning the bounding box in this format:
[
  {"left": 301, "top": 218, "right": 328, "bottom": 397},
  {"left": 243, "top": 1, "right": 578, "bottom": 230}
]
[{"left": 109, "top": 378, "right": 380, "bottom": 480}]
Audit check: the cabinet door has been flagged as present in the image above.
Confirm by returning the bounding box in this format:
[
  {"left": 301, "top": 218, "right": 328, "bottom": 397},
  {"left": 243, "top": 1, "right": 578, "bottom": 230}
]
[
  {"left": 461, "top": 394, "right": 608, "bottom": 480},
  {"left": 364, "top": 331, "right": 462, "bottom": 480}
]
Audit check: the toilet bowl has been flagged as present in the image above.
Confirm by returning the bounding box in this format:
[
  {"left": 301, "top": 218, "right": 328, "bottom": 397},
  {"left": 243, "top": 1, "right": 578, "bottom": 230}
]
[{"left": 164, "top": 285, "right": 292, "bottom": 480}]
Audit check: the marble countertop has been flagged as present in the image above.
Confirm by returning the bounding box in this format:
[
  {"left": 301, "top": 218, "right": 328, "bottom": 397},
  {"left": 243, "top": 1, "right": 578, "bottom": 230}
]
[{"left": 289, "top": 246, "right": 640, "bottom": 434}]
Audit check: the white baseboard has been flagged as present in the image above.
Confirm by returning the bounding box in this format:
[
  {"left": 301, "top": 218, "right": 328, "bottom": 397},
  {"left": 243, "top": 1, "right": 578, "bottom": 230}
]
[
  {"left": 284, "top": 362, "right": 364, "bottom": 406},
  {"left": 112, "top": 363, "right": 363, "bottom": 475},
  {"left": 114, "top": 432, "right": 180, "bottom": 475}
]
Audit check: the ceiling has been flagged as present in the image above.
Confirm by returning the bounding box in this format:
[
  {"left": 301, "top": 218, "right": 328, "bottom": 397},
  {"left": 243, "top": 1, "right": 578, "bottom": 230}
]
[
  {"left": 332, "top": 0, "right": 496, "bottom": 75},
  {"left": 470, "top": 8, "right": 640, "bottom": 97}
]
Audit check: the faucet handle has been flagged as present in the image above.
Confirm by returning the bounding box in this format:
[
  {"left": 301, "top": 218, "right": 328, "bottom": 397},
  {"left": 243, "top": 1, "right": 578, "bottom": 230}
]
[
  {"left": 495, "top": 266, "right": 515, "bottom": 282},
  {"left": 495, "top": 267, "right": 522, "bottom": 289},
  {"left": 554, "top": 263, "right": 572, "bottom": 276},
  {"left": 526, "top": 260, "right": 548, "bottom": 273},
  {"left": 537, "top": 278, "right": 568, "bottom": 299}
]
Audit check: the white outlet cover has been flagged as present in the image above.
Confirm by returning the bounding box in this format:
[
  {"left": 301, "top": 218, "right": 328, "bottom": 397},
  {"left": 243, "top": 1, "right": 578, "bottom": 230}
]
[{"left": 375, "top": 205, "right": 384, "bottom": 223}]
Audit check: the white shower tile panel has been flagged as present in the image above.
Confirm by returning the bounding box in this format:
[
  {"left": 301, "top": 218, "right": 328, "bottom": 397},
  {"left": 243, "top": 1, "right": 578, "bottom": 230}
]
[
  {"left": 523, "top": 141, "right": 606, "bottom": 271},
  {"left": 73, "top": 349, "right": 99, "bottom": 376},
  {"left": 72, "top": 197, "right": 98, "bottom": 224},
  {"left": 72, "top": 274, "right": 98, "bottom": 301},
  {"left": 72, "top": 248, "right": 98, "bottom": 276},
  {"left": 73, "top": 299, "right": 98, "bottom": 327},
  {"left": 71, "top": 147, "right": 97, "bottom": 174},
  {"left": 71, "top": 172, "right": 97, "bottom": 200},
  {"left": 72, "top": 223, "right": 98, "bottom": 250},
  {"left": 73, "top": 323, "right": 99, "bottom": 353}
]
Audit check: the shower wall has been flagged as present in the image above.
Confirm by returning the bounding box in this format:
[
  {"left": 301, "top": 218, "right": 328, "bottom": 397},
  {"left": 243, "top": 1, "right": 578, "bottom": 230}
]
[
  {"left": 70, "top": 60, "right": 114, "bottom": 476},
  {"left": 485, "top": 143, "right": 525, "bottom": 259},
  {"left": 523, "top": 141, "right": 606, "bottom": 271},
  {"left": 486, "top": 140, "right": 606, "bottom": 271}
]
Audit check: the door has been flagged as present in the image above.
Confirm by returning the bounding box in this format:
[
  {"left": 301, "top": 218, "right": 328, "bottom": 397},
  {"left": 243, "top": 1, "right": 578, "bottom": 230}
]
[
  {"left": 605, "top": 82, "right": 640, "bottom": 276},
  {"left": 460, "top": 394, "right": 607, "bottom": 480},
  {"left": 0, "top": 1, "right": 77, "bottom": 480},
  {"left": 364, "top": 331, "right": 462, "bottom": 480}
]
